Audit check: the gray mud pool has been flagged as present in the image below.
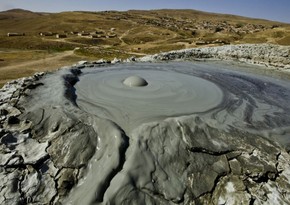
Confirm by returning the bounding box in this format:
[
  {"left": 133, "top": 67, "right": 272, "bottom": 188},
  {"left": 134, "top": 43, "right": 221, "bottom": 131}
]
[
  {"left": 75, "top": 62, "right": 290, "bottom": 143},
  {"left": 1, "top": 61, "right": 290, "bottom": 205}
]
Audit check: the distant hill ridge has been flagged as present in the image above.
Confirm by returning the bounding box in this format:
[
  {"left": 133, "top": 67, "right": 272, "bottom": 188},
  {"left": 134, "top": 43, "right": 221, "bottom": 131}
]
[
  {"left": 0, "top": 8, "right": 44, "bottom": 20},
  {"left": 0, "top": 8, "right": 288, "bottom": 23},
  {"left": 3, "top": 8, "right": 35, "bottom": 13},
  {"left": 0, "top": 8, "right": 289, "bottom": 49},
  {"left": 0, "top": 8, "right": 290, "bottom": 88}
]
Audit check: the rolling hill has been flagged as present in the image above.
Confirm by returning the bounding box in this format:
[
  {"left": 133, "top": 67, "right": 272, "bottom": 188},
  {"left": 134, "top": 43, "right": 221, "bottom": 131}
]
[{"left": 0, "top": 8, "right": 290, "bottom": 87}]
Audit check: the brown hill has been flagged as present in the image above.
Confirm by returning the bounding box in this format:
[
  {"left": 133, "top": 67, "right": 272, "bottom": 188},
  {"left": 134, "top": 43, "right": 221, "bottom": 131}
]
[
  {"left": 0, "top": 9, "right": 44, "bottom": 20},
  {"left": 0, "top": 9, "right": 290, "bottom": 46},
  {"left": 0, "top": 9, "right": 290, "bottom": 87}
]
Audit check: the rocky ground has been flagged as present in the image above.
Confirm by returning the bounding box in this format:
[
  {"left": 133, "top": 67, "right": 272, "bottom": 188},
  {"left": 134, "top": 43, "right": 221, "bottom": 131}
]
[
  {"left": 0, "top": 44, "right": 290, "bottom": 205},
  {"left": 138, "top": 44, "right": 290, "bottom": 70}
]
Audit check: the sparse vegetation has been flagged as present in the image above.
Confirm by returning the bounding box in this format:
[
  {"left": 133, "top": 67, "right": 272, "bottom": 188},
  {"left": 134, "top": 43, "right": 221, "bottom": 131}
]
[
  {"left": 0, "top": 36, "right": 76, "bottom": 51},
  {"left": 74, "top": 47, "right": 132, "bottom": 59},
  {"left": 235, "top": 23, "right": 245, "bottom": 28},
  {"left": 277, "top": 36, "right": 290, "bottom": 45},
  {"left": 0, "top": 8, "right": 290, "bottom": 88},
  {"left": 140, "top": 44, "right": 186, "bottom": 54}
]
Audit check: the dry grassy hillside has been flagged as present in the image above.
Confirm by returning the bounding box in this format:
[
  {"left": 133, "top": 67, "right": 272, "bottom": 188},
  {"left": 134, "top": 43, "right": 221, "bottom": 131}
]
[{"left": 0, "top": 9, "right": 290, "bottom": 87}]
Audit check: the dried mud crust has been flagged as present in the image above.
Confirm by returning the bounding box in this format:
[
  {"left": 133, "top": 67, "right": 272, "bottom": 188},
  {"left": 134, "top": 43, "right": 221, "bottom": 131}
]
[
  {"left": 0, "top": 44, "right": 290, "bottom": 205},
  {"left": 138, "top": 44, "right": 290, "bottom": 74}
]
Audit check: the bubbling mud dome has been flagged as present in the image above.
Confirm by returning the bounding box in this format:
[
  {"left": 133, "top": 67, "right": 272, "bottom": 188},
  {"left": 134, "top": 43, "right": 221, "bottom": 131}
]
[{"left": 123, "top": 75, "right": 148, "bottom": 87}]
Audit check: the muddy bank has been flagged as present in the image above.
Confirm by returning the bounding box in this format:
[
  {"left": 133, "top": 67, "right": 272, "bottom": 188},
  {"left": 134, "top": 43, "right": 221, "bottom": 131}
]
[{"left": 1, "top": 44, "right": 290, "bottom": 205}]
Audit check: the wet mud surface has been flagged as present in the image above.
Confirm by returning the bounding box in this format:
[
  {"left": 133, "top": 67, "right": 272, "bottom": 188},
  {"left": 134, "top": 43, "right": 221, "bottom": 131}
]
[
  {"left": 76, "top": 62, "right": 290, "bottom": 143},
  {"left": 1, "top": 60, "right": 290, "bottom": 205}
]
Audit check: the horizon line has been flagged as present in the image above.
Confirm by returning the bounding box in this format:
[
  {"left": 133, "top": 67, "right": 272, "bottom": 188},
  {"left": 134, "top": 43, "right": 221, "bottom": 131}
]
[{"left": 1, "top": 7, "right": 290, "bottom": 24}]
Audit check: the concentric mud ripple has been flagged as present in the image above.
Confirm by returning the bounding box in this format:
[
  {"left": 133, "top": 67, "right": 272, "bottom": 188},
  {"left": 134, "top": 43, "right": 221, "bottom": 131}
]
[
  {"left": 75, "top": 67, "right": 223, "bottom": 132},
  {"left": 69, "top": 62, "right": 290, "bottom": 205},
  {"left": 75, "top": 62, "right": 290, "bottom": 140}
]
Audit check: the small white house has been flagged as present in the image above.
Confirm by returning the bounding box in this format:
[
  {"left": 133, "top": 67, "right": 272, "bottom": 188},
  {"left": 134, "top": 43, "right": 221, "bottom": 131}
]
[
  {"left": 7, "top": 33, "right": 25, "bottom": 37},
  {"left": 56, "top": 34, "right": 67, "bottom": 38},
  {"left": 78, "top": 32, "right": 90, "bottom": 37}
]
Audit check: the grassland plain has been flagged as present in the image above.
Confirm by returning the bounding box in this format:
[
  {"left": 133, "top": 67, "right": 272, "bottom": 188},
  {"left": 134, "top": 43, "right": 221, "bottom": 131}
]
[{"left": 1, "top": 8, "right": 290, "bottom": 87}]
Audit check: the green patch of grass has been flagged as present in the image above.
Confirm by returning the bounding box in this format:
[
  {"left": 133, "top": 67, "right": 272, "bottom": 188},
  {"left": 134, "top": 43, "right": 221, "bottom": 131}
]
[
  {"left": 235, "top": 23, "right": 245, "bottom": 28},
  {"left": 0, "top": 50, "right": 49, "bottom": 65},
  {"left": 67, "top": 37, "right": 105, "bottom": 45},
  {"left": 271, "top": 31, "right": 286, "bottom": 38},
  {"left": 168, "top": 39, "right": 194, "bottom": 44},
  {"left": 0, "top": 69, "right": 32, "bottom": 80},
  {"left": 67, "top": 37, "right": 121, "bottom": 46},
  {"left": 277, "top": 36, "right": 290, "bottom": 45},
  {"left": 141, "top": 44, "right": 186, "bottom": 54},
  {"left": 121, "top": 26, "right": 175, "bottom": 45},
  {"left": 74, "top": 47, "right": 132, "bottom": 60},
  {"left": 0, "top": 67, "right": 35, "bottom": 84},
  {"left": 0, "top": 36, "right": 76, "bottom": 51},
  {"left": 241, "top": 36, "right": 267, "bottom": 44},
  {"left": 122, "top": 35, "right": 157, "bottom": 45}
]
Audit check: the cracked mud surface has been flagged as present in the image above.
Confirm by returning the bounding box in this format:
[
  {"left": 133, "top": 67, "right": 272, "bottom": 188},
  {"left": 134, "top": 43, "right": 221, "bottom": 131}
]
[{"left": 1, "top": 47, "right": 290, "bottom": 205}]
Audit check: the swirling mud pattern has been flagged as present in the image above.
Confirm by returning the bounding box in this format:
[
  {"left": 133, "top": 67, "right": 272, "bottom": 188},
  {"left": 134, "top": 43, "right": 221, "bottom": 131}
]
[
  {"left": 75, "top": 65, "right": 224, "bottom": 132},
  {"left": 61, "top": 61, "right": 290, "bottom": 205},
  {"left": 75, "top": 62, "right": 290, "bottom": 141}
]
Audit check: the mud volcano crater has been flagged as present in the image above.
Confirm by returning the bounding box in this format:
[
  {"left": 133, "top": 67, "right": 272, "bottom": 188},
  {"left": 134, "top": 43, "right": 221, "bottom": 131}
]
[
  {"left": 75, "top": 62, "right": 290, "bottom": 138},
  {"left": 75, "top": 64, "right": 224, "bottom": 132},
  {"left": 1, "top": 60, "right": 290, "bottom": 205},
  {"left": 70, "top": 62, "right": 290, "bottom": 204}
]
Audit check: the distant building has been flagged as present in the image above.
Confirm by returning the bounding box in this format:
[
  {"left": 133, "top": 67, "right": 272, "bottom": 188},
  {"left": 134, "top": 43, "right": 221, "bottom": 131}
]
[
  {"left": 56, "top": 34, "right": 67, "bottom": 38},
  {"left": 94, "top": 30, "right": 105, "bottom": 34},
  {"left": 91, "top": 34, "right": 107, "bottom": 38},
  {"left": 106, "top": 33, "right": 117, "bottom": 38},
  {"left": 91, "top": 31, "right": 105, "bottom": 35},
  {"left": 78, "top": 32, "right": 90, "bottom": 36},
  {"left": 90, "top": 35, "right": 100, "bottom": 39},
  {"left": 39, "top": 32, "right": 54, "bottom": 36},
  {"left": 7, "top": 33, "right": 25, "bottom": 37},
  {"left": 195, "top": 41, "right": 207, "bottom": 45}
]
